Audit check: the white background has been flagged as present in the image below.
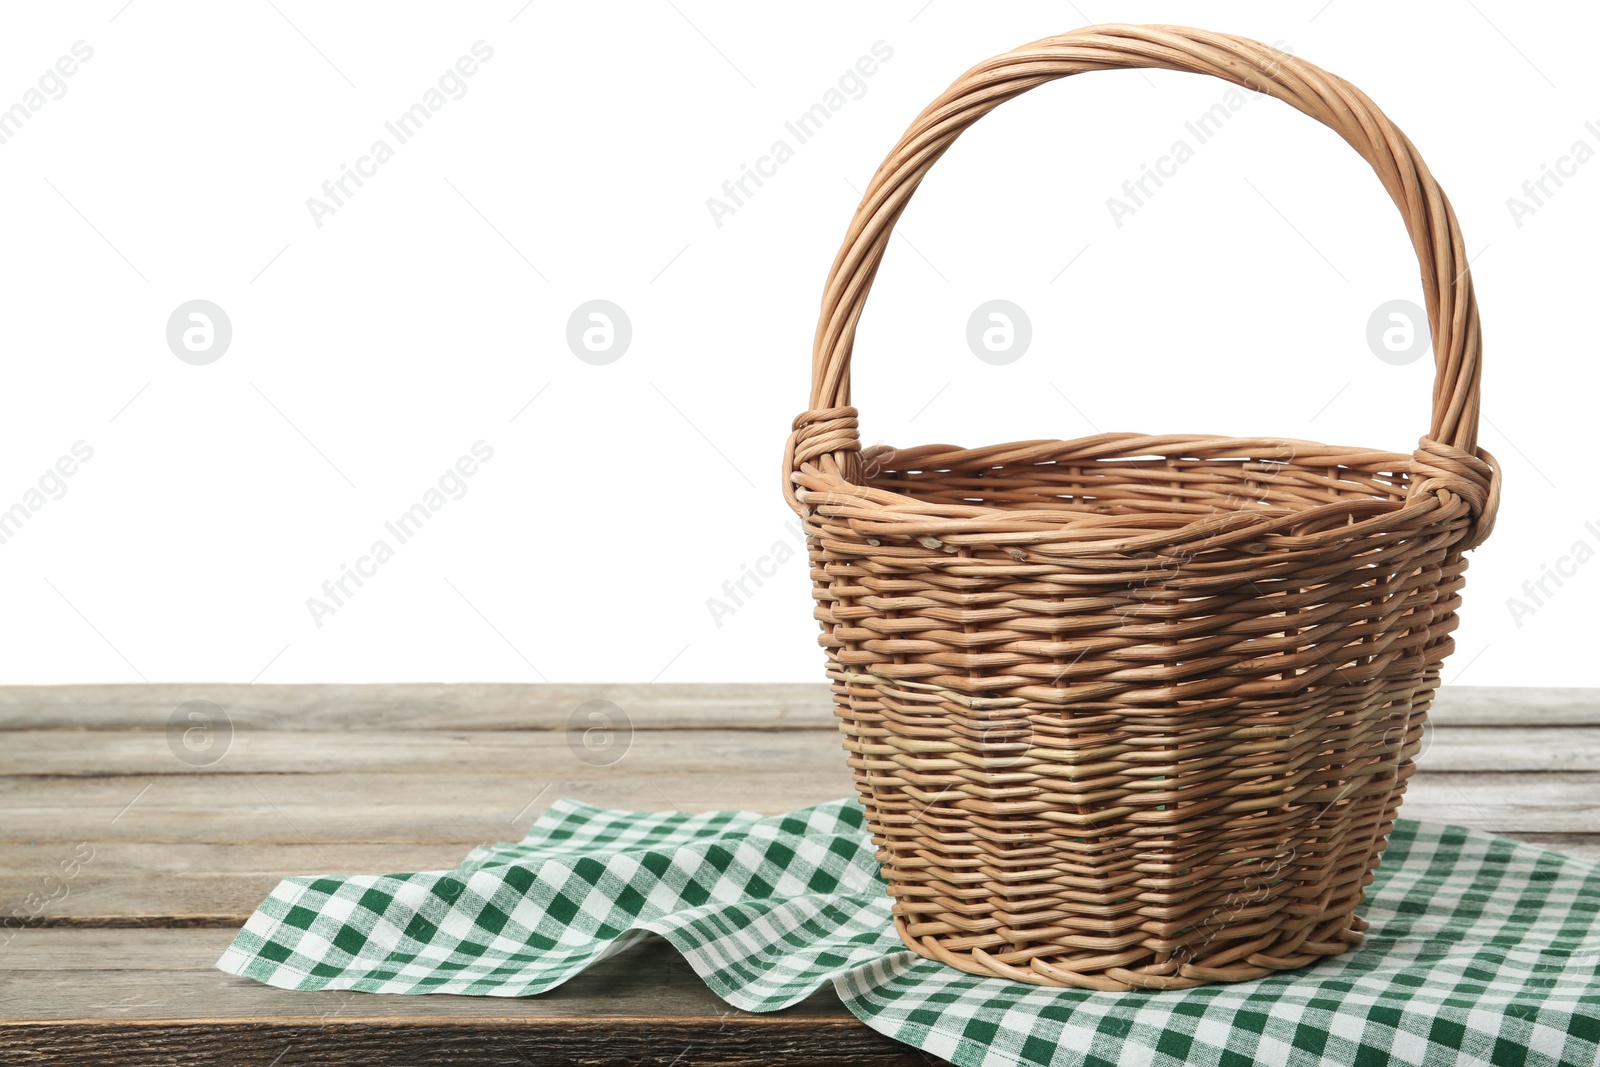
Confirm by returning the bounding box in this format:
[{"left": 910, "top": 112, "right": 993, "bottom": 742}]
[{"left": 0, "top": 1, "right": 1592, "bottom": 686}]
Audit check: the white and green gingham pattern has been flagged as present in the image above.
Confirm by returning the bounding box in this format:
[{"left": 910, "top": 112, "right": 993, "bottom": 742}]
[{"left": 218, "top": 798, "right": 1600, "bottom": 1067}]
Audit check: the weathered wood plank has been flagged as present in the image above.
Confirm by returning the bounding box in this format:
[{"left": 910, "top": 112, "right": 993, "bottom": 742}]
[
  {"left": 1429, "top": 687, "right": 1600, "bottom": 727},
  {"left": 1393, "top": 774, "right": 1600, "bottom": 833},
  {"left": 0, "top": 684, "right": 1593, "bottom": 732},
  {"left": 0, "top": 1024, "right": 941, "bottom": 1067},
  {"left": 0, "top": 729, "right": 849, "bottom": 777},
  {"left": 0, "top": 930, "right": 942, "bottom": 1066},
  {"left": 0, "top": 684, "right": 837, "bottom": 732},
  {"left": 0, "top": 842, "right": 469, "bottom": 928},
  {"left": 2, "top": 725, "right": 1595, "bottom": 778},
  {"left": 2, "top": 771, "right": 1595, "bottom": 844},
  {"left": 0, "top": 769, "right": 859, "bottom": 845},
  {"left": 3, "top": 828, "right": 1594, "bottom": 930},
  {"left": 0, "top": 684, "right": 1593, "bottom": 1067},
  {"left": 1405, "top": 727, "right": 1600, "bottom": 772}
]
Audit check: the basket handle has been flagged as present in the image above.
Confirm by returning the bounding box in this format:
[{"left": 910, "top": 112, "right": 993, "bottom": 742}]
[{"left": 790, "top": 24, "right": 1495, "bottom": 543}]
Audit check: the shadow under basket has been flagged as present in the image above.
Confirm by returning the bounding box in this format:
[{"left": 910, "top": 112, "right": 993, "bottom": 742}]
[{"left": 782, "top": 26, "right": 1501, "bottom": 991}]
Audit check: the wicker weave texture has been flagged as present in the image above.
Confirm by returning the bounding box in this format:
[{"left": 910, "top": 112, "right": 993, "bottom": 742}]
[{"left": 782, "top": 25, "right": 1500, "bottom": 990}]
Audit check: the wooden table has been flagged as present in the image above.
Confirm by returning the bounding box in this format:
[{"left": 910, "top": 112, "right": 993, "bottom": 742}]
[{"left": 2, "top": 684, "right": 1595, "bottom": 1065}]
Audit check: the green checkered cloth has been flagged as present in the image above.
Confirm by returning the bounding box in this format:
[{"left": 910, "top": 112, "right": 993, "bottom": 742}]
[{"left": 217, "top": 797, "right": 1600, "bottom": 1067}]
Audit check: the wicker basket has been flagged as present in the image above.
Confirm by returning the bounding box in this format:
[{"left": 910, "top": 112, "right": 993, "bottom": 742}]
[{"left": 781, "top": 25, "right": 1500, "bottom": 991}]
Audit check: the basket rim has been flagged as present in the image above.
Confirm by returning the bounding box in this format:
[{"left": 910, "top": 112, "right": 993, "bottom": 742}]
[{"left": 790, "top": 429, "right": 1494, "bottom": 556}]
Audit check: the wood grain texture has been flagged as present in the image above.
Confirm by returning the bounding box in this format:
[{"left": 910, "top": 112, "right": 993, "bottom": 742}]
[
  {"left": 6, "top": 770, "right": 1598, "bottom": 845},
  {"left": 5, "top": 828, "right": 1598, "bottom": 933},
  {"left": 0, "top": 842, "right": 469, "bottom": 927},
  {"left": 0, "top": 728, "right": 842, "bottom": 777},
  {"left": 6, "top": 724, "right": 1599, "bottom": 778},
  {"left": 0, "top": 1024, "right": 942, "bottom": 1067},
  {"left": 0, "top": 770, "right": 857, "bottom": 843},
  {"left": 0, "top": 683, "right": 1595, "bottom": 1065},
  {"left": 0, "top": 683, "right": 836, "bottom": 732},
  {"left": 1, "top": 683, "right": 1590, "bottom": 730}
]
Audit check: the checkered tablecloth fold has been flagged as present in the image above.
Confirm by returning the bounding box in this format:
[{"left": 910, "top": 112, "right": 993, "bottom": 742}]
[{"left": 218, "top": 798, "right": 1600, "bottom": 1067}]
